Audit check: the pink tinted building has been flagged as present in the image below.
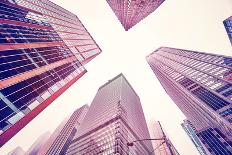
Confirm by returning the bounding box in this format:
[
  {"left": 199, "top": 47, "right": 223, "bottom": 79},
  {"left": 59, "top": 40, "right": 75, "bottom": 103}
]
[
  {"left": 39, "top": 105, "right": 89, "bottom": 155},
  {"left": 65, "top": 74, "right": 154, "bottom": 154},
  {"left": 106, "top": 0, "right": 165, "bottom": 31},
  {"left": 152, "top": 121, "right": 179, "bottom": 155},
  {"left": 0, "top": 0, "right": 101, "bottom": 147},
  {"left": 147, "top": 47, "right": 232, "bottom": 154}
]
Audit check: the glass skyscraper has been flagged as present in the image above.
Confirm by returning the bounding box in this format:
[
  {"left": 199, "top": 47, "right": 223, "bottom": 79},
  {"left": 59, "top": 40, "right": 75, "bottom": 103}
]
[
  {"left": 0, "top": 0, "right": 101, "bottom": 146},
  {"left": 147, "top": 47, "right": 232, "bottom": 154},
  {"left": 66, "top": 74, "right": 154, "bottom": 154},
  {"left": 106, "top": 0, "right": 165, "bottom": 31},
  {"left": 42, "top": 105, "right": 89, "bottom": 155},
  {"left": 223, "top": 16, "right": 232, "bottom": 46},
  {"left": 152, "top": 121, "right": 179, "bottom": 155},
  {"left": 181, "top": 119, "right": 208, "bottom": 155}
]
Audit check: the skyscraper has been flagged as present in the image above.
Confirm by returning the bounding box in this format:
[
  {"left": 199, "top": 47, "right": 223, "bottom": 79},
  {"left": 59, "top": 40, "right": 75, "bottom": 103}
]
[
  {"left": 152, "top": 121, "right": 179, "bottom": 155},
  {"left": 181, "top": 119, "right": 208, "bottom": 155},
  {"left": 147, "top": 47, "right": 232, "bottom": 154},
  {"left": 106, "top": 0, "right": 165, "bottom": 31},
  {"left": 40, "top": 104, "right": 89, "bottom": 155},
  {"left": 0, "top": 0, "right": 101, "bottom": 146},
  {"left": 223, "top": 16, "right": 232, "bottom": 46},
  {"left": 65, "top": 74, "right": 154, "bottom": 154}
]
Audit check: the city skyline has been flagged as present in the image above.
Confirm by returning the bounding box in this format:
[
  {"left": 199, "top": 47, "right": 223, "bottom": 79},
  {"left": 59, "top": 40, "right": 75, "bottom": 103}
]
[
  {"left": 0, "top": 0, "right": 101, "bottom": 146},
  {"left": 147, "top": 47, "right": 232, "bottom": 154},
  {"left": 1, "top": 0, "right": 232, "bottom": 154}
]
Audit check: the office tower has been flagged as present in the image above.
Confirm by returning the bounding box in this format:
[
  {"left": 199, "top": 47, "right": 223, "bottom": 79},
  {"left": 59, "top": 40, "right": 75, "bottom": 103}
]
[
  {"left": 26, "top": 131, "right": 51, "bottom": 155},
  {"left": 40, "top": 104, "right": 89, "bottom": 155},
  {"left": 7, "top": 147, "right": 25, "bottom": 155},
  {"left": 106, "top": 0, "right": 165, "bottom": 31},
  {"left": 66, "top": 74, "right": 154, "bottom": 154},
  {"left": 181, "top": 120, "right": 208, "bottom": 155},
  {"left": 147, "top": 47, "right": 232, "bottom": 154},
  {"left": 152, "top": 121, "right": 179, "bottom": 155},
  {"left": 223, "top": 16, "right": 232, "bottom": 45},
  {"left": 38, "top": 116, "right": 70, "bottom": 155},
  {"left": 0, "top": 0, "right": 101, "bottom": 146}
]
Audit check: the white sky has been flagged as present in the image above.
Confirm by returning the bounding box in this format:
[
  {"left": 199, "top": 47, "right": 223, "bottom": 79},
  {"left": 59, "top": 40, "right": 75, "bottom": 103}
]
[{"left": 1, "top": 0, "right": 232, "bottom": 154}]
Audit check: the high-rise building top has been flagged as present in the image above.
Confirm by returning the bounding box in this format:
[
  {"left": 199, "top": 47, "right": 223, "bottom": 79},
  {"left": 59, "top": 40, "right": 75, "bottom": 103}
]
[
  {"left": 66, "top": 74, "right": 154, "bottom": 154},
  {"left": 106, "top": 0, "right": 165, "bottom": 31},
  {"left": 0, "top": 0, "right": 101, "bottom": 146},
  {"left": 152, "top": 121, "right": 179, "bottom": 155},
  {"left": 181, "top": 120, "right": 208, "bottom": 155},
  {"left": 42, "top": 104, "right": 89, "bottom": 155},
  {"left": 224, "top": 16, "right": 232, "bottom": 46},
  {"left": 147, "top": 47, "right": 232, "bottom": 154}
]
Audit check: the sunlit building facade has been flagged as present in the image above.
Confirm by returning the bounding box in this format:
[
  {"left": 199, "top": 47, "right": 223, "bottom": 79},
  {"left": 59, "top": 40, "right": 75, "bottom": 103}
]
[
  {"left": 66, "top": 74, "right": 154, "bottom": 154},
  {"left": 0, "top": 0, "right": 101, "bottom": 146},
  {"left": 43, "top": 105, "right": 88, "bottom": 155},
  {"left": 181, "top": 119, "right": 208, "bottom": 155},
  {"left": 152, "top": 121, "right": 179, "bottom": 155},
  {"left": 106, "top": 0, "right": 165, "bottom": 31},
  {"left": 223, "top": 16, "right": 232, "bottom": 46},
  {"left": 147, "top": 47, "right": 232, "bottom": 154}
]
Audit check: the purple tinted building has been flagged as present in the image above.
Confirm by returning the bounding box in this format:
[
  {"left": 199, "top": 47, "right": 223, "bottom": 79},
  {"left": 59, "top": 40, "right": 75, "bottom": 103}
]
[
  {"left": 41, "top": 105, "right": 88, "bottom": 155},
  {"left": 0, "top": 0, "right": 101, "bottom": 146},
  {"left": 223, "top": 16, "right": 232, "bottom": 46},
  {"left": 107, "top": 0, "right": 165, "bottom": 31},
  {"left": 65, "top": 74, "right": 154, "bottom": 154},
  {"left": 147, "top": 47, "right": 232, "bottom": 154}
]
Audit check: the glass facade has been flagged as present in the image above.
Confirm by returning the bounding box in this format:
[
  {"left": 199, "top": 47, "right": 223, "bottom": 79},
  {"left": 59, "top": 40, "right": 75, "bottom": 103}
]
[
  {"left": 44, "top": 105, "right": 89, "bottom": 155},
  {"left": 106, "top": 0, "right": 165, "bottom": 31},
  {"left": 0, "top": 0, "right": 101, "bottom": 146},
  {"left": 147, "top": 47, "right": 232, "bottom": 154},
  {"left": 153, "top": 121, "right": 179, "bottom": 155},
  {"left": 181, "top": 119, "right": 208, "bottom": 155},
  {"left": 66, "top": 74, "right": 154, "bottom": 154},
  {"left": 224, "top": 16, "right": 232, "bottom": 46}
]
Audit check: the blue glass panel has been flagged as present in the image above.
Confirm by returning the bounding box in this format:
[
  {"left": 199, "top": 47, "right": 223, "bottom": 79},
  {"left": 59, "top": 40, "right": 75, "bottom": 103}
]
[
  {"left": 192, "top": 87, "right": 229, "bottom": 111},
  {"left": 198, "top": 128, "right": 232, "bottom": 154},
  {"left": 0, "top": 106, "right": 14, "bottom": 121},
  {"left": 222, "top": 89, "right": 232, "bottom": 97},
  {"left": 219, "top": 108, "right": 232, "bottom": 117},
  {"left": 216, "top": 84, "right": 232, "bottom": 93}
]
